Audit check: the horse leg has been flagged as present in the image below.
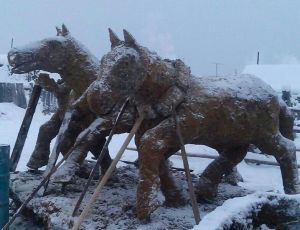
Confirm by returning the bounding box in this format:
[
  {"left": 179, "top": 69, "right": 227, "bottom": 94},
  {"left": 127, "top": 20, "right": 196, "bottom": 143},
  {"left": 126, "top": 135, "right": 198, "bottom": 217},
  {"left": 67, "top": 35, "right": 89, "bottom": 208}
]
[
  {"left": 223, "top": 166, "right": 243, "bottom": 185},
  {"left": 52, "top": 118, "right": 111, "bottom": 183},
  {"left": 89, "top": 137, "right": 112, "bottom": 175},
  {"left": 27, "top": 112, "right": 62, "bottom": 169},
  {"left": 136, "top": 133, "right": 186, "bottom": 204},
  {"left": 256, "top": 133, "right": 300, "bottom": 194},
  {"left": 196, "top": 145, "right": 248, "bottom": 201},
  {"left": 137, "top": 118, "right": 180, "bottom": 222},
  {"left": 159, "top": 158, "right": 187, "bottom": 207}
]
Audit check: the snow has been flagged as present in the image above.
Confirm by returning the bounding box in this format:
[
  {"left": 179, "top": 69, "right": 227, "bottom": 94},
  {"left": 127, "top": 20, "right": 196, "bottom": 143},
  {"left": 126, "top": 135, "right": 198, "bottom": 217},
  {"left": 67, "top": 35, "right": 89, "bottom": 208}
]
[
  {"left": 0, "top": 54, "right": 26, "bottom": 83},
  {"left": 194, "top": 74, "right": 276, "bottom": 101},
  {"left": 243, "top": 64, "right": 300, "bottom": 92},
  {"left": 193, "top": 192, "right": 300, "bottom": 230},
  {"left": 0, "top": 102, "right": 52, "bottom": 171}
]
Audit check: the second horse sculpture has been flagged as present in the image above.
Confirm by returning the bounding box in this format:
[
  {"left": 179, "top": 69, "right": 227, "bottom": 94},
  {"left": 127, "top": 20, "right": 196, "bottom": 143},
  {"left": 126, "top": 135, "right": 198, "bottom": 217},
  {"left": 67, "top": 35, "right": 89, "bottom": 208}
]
[
  {"left": 58, "top": 29, "right": 300, "bottom": 221},
  {"left": 7, "top": 25, "right": 112, "bottom": 173}
]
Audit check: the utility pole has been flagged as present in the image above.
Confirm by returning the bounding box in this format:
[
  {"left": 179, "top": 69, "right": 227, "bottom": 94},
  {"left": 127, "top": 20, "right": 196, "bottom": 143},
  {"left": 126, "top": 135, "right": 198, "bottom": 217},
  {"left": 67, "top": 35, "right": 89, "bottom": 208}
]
[
  {"left": 10, "top": 38, "right": 14, "bottom": 48},
  {"left": 234, "top": 69, "right": 238, "bottom": 76},
  {"left": 212, "top": 62, "right": 222, "bottom": 77}
]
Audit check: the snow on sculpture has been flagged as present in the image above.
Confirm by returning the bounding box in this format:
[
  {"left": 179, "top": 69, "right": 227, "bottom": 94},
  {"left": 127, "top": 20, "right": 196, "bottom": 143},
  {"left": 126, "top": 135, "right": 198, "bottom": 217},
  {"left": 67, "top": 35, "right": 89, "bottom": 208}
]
[
  {"left": 7, "top": 25, "right": 112, "bottom": 173},
  {"left": 53, "top": 29, "right": 300, "bottom": 221}
]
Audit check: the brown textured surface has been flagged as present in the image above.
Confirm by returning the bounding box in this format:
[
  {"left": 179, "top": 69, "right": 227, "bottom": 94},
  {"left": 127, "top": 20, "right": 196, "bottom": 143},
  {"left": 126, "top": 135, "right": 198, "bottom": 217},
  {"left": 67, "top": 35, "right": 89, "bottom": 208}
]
[
  {"left": 71, "top": 30, "right": 300, "bottom": 221},
  {"left": 7, "top": 25, "right": 111, "bottom": 172}
]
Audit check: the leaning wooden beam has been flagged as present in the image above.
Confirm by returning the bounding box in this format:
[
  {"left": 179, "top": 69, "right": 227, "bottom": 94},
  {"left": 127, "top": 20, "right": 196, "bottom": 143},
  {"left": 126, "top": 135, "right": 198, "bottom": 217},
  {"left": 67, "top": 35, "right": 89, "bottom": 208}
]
[
  {"left": 2, "top": 132, "right": 90, "bottom": 230},
  {"left": 243, "top": 158, "right": 300, "bottom": 168},
  {"left": 120, "top": 160, "right": 194, "bottom": 172},
  {"left": 126, "top": 147, "right": 218, "bottom": 160},
  {"left": 72, "top": 98, "right": 130, "bottom": 217},
  {"left": 173, "top": 109, "right": 200, "bottom": 224},
  {"left": 10, "top": 83, "right": 42, "bottom": 172},
  {"left": 72, "top": 115, "right": 144, "bottom": 230},
  {"left": 126, "top": 147, "right": 300, "bottom": 168}
]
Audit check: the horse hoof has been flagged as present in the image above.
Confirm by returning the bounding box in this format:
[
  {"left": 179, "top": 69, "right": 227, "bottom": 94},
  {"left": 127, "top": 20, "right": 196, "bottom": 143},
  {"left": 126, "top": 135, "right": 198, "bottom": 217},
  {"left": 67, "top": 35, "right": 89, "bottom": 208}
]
[
  {"left": 164, "top": 190, "right": 188, "bottom": 207},
  {"left": 164, "top": 197, "right": 187, "bottom": 208},
  {"left": 52, "top": 161, "right": 79, "bottom": 183},
  {"left": 223, "top": 170, "right": 243, "bottom": 186},
  {"left": 137, "top": 213, "right": 151, "bottom": 224},
  {"left": 26, "top": 153, "right": 49, "bottom": 169},
  {"left": 285, "top": 183, "right": 300, "bottom": 194},
  {"left": 195, "top": 176, "right": 218, "bottom": 202}
]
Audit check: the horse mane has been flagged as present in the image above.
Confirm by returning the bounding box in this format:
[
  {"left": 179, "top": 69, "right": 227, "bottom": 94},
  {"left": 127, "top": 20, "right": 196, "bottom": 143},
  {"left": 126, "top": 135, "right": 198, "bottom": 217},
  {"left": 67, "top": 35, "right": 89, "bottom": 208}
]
[{"left": 136, "top": 45, "right": 191, "bottom": 91}]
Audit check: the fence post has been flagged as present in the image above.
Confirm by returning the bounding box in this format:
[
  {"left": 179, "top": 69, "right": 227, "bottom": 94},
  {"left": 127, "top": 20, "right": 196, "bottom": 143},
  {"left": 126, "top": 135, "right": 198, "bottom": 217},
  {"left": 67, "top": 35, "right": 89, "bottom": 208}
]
[{"left": 0, "top": 144, "right": 10, "bottom": 228}]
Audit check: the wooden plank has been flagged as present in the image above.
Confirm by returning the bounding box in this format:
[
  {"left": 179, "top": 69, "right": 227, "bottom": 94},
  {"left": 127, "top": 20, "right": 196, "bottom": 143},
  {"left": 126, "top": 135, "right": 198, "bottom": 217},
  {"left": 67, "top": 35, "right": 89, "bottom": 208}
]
[
  {"left": 126, "top": 147, "right": 300, "bottom": 168},
  {"left": 10, "top": 84, "right": 42, "bottom": 172}
]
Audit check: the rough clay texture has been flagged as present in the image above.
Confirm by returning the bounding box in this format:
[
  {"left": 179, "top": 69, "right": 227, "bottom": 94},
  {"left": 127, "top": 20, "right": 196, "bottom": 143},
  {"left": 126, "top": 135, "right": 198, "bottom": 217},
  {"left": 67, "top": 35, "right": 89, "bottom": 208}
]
[
  {"left": 67, "top": 30, "right": 300, "bottom": 220},
  {"left": 7, "top": 28, "right": 300, "bottom": 221},
  {"left": 9, "top": 166, "right": 252, "bottom": 230},
  {"left": 7, "top": 25, "right": 111, "bottom": 171}
]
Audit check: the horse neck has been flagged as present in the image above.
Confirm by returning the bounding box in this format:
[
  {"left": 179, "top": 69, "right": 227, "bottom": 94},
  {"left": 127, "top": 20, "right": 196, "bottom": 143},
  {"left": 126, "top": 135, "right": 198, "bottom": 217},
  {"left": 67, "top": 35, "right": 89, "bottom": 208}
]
[{"left": 60, "top": 39, "right": 100, "bottom": 96}]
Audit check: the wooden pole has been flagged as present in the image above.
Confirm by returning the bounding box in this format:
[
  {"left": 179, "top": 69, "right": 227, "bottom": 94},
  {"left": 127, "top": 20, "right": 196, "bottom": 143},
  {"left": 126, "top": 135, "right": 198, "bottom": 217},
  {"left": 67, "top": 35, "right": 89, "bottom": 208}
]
[
  {"left": 72, "top": 115, "right": 144, "bottom": 230},
  {"left": 10, "top": 83, "right": 42, "bottom": 172},
  {"left": 10, "top": 38, "right": 14, "bottom": 49},
  {"left": 173, "top": 110, "right": 200, "bottom": 224},
  {"left": 120, "top": 160, "right": 194, "bottom": 172},
  {"left": 72, "top": 98, "right": 130, "bottom": 216},
  {"left": 42, "top": 111, "right": 72, "bottom": 195},
  {"left": 126, "top": 147, "right": 300, "bottom": 169},
  {"left": 2, "top": 132, "right": 89, "bottom": 230}
]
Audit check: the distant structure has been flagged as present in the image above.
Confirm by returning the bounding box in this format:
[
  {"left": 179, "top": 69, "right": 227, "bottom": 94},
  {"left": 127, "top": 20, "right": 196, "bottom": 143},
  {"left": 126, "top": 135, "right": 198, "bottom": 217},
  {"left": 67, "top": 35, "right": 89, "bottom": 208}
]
[{"left": 0, "top": 54, "right": 58, "bottom": 110}]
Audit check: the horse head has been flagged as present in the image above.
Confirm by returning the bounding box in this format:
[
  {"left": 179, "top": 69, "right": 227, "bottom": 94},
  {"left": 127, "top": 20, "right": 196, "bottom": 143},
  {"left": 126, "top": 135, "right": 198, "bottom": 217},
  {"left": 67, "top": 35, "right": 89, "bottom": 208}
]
[
  {"left": 86, "top": 29, "right": 155, "bottom": 115},
  {"left": 7, "top": 24, "right": 72, "bottom": 74}
]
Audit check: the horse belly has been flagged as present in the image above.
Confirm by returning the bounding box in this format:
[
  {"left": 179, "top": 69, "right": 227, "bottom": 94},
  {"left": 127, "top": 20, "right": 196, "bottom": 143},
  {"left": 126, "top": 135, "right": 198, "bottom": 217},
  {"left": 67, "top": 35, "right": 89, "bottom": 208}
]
[{"left": 186, "top": 96, "right": 280, "bottom": 146}]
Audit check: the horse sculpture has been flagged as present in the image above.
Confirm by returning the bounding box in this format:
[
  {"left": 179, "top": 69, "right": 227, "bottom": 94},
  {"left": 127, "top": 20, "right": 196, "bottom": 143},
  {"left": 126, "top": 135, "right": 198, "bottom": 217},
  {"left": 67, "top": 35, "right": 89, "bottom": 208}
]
[
  {"left": 51, "top": 29, "right": 241, "bottom": 186},
  {"left": 7, "top": 25, "right": 112, "bottom": 173},
  {"left": 55, "top": 29, "right": 300, "bottom": 221}
]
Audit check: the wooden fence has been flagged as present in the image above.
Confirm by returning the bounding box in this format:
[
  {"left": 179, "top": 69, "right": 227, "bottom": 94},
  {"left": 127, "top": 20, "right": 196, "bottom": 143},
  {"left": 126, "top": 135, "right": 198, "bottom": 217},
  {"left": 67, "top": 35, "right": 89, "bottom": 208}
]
[{"left": 0, "top": 82, "right": 27, "bottom": 108}]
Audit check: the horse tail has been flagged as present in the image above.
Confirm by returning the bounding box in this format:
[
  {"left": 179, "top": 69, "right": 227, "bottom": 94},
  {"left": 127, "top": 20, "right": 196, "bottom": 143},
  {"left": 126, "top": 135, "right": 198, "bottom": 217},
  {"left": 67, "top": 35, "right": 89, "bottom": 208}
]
[{"left": 279, "top": 100, "right": 294, "bottom": 140}]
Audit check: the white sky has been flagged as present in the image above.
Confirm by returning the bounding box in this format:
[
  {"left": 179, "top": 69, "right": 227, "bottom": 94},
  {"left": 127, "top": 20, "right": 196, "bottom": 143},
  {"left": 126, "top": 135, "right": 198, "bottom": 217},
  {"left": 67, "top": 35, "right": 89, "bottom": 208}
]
[
  {"left": 243, "top": 64, "right": 300, "bottom": 92},
  {"left": 1, "top": 0, "right": 300, "bottom": 76}
]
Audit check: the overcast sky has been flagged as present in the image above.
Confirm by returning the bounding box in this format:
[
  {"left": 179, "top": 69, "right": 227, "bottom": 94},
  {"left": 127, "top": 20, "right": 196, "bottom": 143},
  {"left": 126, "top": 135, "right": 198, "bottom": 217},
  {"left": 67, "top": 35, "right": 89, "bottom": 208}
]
[{"left": 1, "top": 0, "right": 300, "bottom": 76}]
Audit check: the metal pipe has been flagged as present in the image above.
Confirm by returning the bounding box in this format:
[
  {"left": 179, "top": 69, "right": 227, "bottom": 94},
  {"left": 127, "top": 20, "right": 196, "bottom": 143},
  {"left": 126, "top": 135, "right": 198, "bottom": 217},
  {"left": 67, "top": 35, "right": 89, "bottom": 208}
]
[{"left": 0, "top": 144, "right": 10, "bottom": 229}]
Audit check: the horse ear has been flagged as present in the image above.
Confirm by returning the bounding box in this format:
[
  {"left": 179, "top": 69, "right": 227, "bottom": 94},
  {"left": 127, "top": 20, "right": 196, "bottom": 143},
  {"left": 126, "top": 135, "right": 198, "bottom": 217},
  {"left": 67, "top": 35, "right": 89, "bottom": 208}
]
[
  {"left": 123, "top": 29, "right": 136, "bottom": 46},
  {"left": 56, "top": 26, "right": 62, "bottom": 36},
  {"left": 61, "top": 24, "right": 69, "bottom": 36},
  {"left": 108, "top": 28, "right": 121, "bottom": 48}
]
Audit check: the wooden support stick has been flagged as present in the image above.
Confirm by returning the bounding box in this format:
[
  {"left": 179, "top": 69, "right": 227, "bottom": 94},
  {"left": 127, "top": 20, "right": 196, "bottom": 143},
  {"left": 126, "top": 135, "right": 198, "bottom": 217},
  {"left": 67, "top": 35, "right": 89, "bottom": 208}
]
[
  {"left": 10, "top": 83, "right": 42, "bottom": 172},
  {"left": 173, "top": 110, "right": 200, "bottom": 224},
  {"left": 72, "top": 115, "right": 144, "bottom": 230},
  {"left": 120, "top": 160, "right": 194, "bottom": 172},
  {"left": 126, "top": 147, "right": 300, "bottom": 169},
  {"left": 2, "top": 132, "right": 89, "bottom": 230},
  {"left": 72, "top": 98, "right": 129, "bottom": 216}
]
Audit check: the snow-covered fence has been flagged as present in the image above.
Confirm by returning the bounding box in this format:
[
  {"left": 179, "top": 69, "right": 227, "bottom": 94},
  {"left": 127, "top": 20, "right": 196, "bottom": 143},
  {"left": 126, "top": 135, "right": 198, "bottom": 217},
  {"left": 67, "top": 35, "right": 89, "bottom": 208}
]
[
  {"left": 40, "top": 90, "right": 57, "bottom": 114},
  {"left": 0, "top": 82, "right": 27, "bottom": 108}
]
